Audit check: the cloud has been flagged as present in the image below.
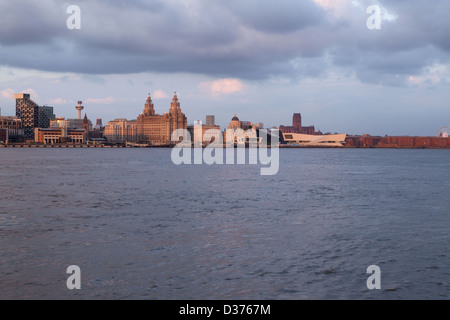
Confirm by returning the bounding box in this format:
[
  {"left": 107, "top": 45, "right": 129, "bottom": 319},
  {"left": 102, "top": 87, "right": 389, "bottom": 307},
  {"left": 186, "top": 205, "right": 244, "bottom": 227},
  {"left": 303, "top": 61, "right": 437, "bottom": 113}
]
[
  {"left": 85, "top": 96, "right": 115, "bottom": 104},
  {"left": 408, "top": 64, "right": 450, "bottom": 86},
  {"left": 220, "top": 0, "right": 325, "bottom": 33},
  {"left": 152, "top": 89, "right": 169, "bottom": 99},
  {"left": 48, "top": 97, "right": 67, "bottom": 104},
  {"left": 1, "top": 0, "right": 450, "bottom": 86},
  {"left": 0, "top": 88, "right": 15, "bottom": 100},
  {"left": 0, "top": 88, "right": 40, "bottom": 101},
  {"left": 22, "top": 88, "right": 40, "bottom": 102},
  {"left": 198, "top": 78, "right": 244, "bottom": 96}
]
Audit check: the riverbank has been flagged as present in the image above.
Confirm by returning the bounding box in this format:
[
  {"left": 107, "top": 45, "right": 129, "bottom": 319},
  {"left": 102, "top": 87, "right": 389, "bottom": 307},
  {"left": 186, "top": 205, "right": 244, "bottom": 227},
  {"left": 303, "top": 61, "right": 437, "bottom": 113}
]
[{"left": 2, "top": 143, "right": 450, "bottom": 149}]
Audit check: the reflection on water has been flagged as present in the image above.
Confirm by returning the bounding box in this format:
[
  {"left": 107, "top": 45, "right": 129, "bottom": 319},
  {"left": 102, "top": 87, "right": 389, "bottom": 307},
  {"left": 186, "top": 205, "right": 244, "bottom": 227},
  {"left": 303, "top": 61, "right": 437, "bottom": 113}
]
[{"left": 1, "top": 148, "right": 450, "bottom": 299}]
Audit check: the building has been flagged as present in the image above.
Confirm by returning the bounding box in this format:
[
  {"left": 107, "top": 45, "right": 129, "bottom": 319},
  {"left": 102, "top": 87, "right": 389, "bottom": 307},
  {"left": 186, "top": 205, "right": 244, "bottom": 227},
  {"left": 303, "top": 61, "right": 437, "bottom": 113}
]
[
  {"left": 15, "top": 93, "right": 39, "bottom": 140},
  {"left": 206, "top": 115, "right": 215, "bottom": 127},
  {"left": 226, "top": 114, "right": 263, "bottom": 132},
  {"left": 104, "top": 119, "right": 138, "bottom": 143},
  {"left": 50, "top": 117, "right": 92, "bottom": 130},
  {"left": 38, "top": 106, "right": 56, "bottom": 128},
  {"left": 279, "top": 113, "right": 319, "bottom": 135},
  {"left": 251, "top": 122, "right": 264, "bottom": 130},
  {"left": 0, "top": 129, "right": 7, "bottom": 143},
  {"left": 224, "top": 114, "right": 262, "bottom": 145},
  {"left": 282, "top": 132, "right": 347, "bottom": 147},
  {"left": 34, "top": 127, "right": 85, "bottom": 144},
  {"left": 0, "top": 116, "right": 24, "bottom": 142},
  {"left": 90, "top": 118, "right": 104, "bottom": 139},
  {"left": 187, "top": 117, "right": 221, "bottom": 145},
  {"left": 137, "top": 92, "right": 187, "bottom": 145},
  {"left": 345, "top": 135, "right": 450, "bottom": 148},
  {"left": 227, "top": 114, "right": 242, "bottom": 130},
  {"left": 93, "top": 118, "right": 103, "bottom": 131},
  {"left": 14, "top": 93, "right": 56, "bottom": 140}
]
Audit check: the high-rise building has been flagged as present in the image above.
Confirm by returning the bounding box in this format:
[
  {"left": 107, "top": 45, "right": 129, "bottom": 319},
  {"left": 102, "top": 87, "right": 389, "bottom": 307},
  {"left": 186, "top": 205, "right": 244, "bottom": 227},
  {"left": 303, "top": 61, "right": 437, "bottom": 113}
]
[
  {"left": 137, "top": 92, "right": 187, "bottom": 145},
  {"left": 38, "top": 106, "right": 56, "bottom": 128},
  {"left": 15, "top": 93, "right": 39, "bottom": 140}
]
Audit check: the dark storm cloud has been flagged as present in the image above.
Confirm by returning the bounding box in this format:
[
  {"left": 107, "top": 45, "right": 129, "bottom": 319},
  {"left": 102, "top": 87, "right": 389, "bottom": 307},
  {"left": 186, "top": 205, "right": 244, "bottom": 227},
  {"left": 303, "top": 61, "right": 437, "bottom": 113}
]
[
  {"left": 1, "top": 0, "right": 450, "bottom": 84},
  {"left": 0, "top": 0, "right": 66, "bottom": 44},
  {"left": 218, "top": 0, "right": 325, "bottom": 33}
]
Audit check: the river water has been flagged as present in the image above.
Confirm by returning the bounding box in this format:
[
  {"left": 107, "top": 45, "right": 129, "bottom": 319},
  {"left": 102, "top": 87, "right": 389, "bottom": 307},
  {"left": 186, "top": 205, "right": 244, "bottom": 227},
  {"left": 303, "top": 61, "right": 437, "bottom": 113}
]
[{"left": 0, "top": 148, "right": 449, "bottom": 299}]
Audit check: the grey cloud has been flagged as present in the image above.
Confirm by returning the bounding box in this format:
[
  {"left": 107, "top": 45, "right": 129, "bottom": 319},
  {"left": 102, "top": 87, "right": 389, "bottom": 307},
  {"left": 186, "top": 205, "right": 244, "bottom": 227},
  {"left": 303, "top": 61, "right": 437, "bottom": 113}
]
[
  {"left": 1, "top": 0, "right": 450, "bottom": 85},
  {"left": 218, "top": 0, "right": 325, "bottom": 34},
  {"left": 0, "top": 0, "right": 66, "bottom": 45}
]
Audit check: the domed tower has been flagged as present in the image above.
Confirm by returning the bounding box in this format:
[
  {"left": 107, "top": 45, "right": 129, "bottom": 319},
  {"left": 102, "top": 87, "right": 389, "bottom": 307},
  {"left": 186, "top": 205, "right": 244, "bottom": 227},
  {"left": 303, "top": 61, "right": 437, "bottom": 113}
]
[{"left": 228, "top": 114, "right": 242, "bottom": 130}]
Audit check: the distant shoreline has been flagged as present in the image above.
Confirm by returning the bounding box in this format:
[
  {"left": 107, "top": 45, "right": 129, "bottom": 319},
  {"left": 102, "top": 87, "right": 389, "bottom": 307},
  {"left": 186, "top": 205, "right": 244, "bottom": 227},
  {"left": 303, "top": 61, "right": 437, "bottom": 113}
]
[{"left": 1, "top": 143, "right": 450, "bottom": 149}]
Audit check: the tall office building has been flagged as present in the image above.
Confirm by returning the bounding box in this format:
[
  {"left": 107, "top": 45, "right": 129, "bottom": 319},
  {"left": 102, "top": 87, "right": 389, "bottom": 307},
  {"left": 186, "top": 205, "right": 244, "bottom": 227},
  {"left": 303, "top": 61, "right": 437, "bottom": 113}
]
[
  {"left": 15, "top": 93, "right": 39, "bottom": 140},
  {"left": 14, "top": 94, "right": 55, "bottom": 139},
  {"left": 38, "top": 106, "right": 56, "bottom": 128}
]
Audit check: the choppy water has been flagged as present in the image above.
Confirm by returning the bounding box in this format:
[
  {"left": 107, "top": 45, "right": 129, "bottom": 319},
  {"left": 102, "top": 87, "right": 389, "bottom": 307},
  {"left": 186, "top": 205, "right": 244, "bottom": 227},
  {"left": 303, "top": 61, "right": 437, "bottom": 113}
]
[{"left": 0, "top": 148, "right": 449, "bottom": 299}]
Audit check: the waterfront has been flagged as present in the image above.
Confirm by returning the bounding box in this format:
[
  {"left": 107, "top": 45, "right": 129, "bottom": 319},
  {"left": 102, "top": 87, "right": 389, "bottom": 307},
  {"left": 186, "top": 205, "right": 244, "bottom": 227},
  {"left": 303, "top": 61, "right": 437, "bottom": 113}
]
[{"left": 1, "top": 148, "right": 449, "bottom": 299}]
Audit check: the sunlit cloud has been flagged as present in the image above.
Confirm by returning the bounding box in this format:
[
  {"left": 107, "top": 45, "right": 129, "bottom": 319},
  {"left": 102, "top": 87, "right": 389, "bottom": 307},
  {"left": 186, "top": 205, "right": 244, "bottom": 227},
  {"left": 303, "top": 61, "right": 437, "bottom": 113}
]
[
  {"left": 313, "top": 0, "right": 349, "bottom": 16},
  {"left": 85, "top": 96, "right": 116, "bottom": 104},
  {"left": 153, "top": 89, "right": 169, "bottom": 99},
  {"left": 198, "top": 78, "right": 244, "bottom": 96},
  {"left": 22, "top": 88, "right": 40, "bottom": 103},
  {"left": 408, "top": 64, "right": 450, "bottom": 86},
  {"left": 351, "top": 0, "right": 398, "bottom": 21},
  {"left": 0, "top": 88, "right": 15, "bottom": 100},
  {"left": 48, "top": 97, "right": 67, "bottom": 105}
]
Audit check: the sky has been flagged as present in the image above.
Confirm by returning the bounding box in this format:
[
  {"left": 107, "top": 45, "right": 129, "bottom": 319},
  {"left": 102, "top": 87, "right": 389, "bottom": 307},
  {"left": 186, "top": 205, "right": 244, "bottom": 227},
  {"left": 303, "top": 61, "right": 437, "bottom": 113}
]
[{"left": 1, "top": 0, "right": 450, "bottom": 136}]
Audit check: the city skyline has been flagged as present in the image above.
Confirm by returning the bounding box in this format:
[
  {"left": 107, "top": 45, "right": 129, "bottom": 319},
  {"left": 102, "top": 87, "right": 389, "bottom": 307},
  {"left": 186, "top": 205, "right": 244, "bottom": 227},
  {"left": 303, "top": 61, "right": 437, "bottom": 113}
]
[{"left": 1, "top": 0, "right": 450, "bottom": 136}]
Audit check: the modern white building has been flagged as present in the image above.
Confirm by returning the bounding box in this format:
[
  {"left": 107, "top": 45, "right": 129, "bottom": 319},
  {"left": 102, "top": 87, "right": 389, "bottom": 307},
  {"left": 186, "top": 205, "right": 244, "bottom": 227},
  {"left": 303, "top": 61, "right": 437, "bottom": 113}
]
[{"left": 282, "top": 133, "right": 347, "bottom": 147}]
